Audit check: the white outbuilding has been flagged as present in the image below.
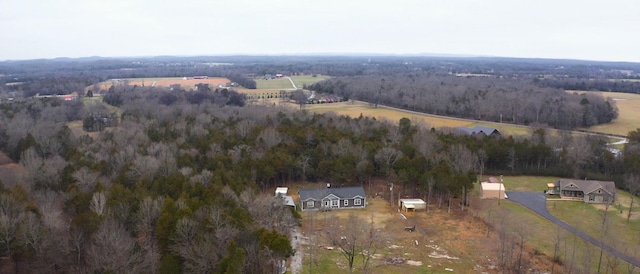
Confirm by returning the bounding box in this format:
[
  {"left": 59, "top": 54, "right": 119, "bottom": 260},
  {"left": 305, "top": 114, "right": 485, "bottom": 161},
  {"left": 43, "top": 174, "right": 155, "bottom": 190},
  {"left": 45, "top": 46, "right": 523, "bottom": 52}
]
[
  {"left": 275, "top": 187, "right": 288, "bottom": 197},
  {"left": 480, "top": 182, "right": 508, "bottom": 199},
  {"left": 398, "top": 198, "right": 427, "bottom": 212}
]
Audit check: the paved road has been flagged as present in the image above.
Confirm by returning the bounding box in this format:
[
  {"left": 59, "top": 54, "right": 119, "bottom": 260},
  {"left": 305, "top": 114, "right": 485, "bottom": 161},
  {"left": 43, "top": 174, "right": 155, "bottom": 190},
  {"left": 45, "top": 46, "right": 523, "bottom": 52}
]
[{"left": 506, "top": 191, "right": 640, "bottom": 268}]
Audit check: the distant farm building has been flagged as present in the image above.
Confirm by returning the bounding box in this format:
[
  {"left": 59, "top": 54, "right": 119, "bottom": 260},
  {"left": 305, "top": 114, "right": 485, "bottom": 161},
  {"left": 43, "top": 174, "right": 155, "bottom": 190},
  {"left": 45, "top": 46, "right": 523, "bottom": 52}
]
[
  {"left": 455, "top": 126, "right": 501, "bottom": 137},
  {"left": 480, "top": 182, "right": 507, "bottom": 199},
  {"left": 192, "top": 76, "right": 209, "bottom": 79},
  {"left": 298, "top": 186, "right": 367, "bottom": 211},
  {"left": 398, "top": 199, "right": 427, "bottom": 212}
]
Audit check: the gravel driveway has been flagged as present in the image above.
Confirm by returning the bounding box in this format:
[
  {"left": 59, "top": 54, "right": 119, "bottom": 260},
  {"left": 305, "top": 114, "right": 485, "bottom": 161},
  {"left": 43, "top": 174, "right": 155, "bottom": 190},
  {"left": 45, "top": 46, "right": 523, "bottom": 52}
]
[{"left": 506, "top": 191, "right": 640, "bottom": 268}]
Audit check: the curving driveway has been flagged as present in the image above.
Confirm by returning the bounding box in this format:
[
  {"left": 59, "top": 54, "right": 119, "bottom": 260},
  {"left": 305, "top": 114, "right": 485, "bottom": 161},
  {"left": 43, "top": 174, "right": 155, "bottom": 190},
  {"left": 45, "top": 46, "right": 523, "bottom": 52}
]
[{"left": 506, "top": 191, "right": 640, "bottom": 268}]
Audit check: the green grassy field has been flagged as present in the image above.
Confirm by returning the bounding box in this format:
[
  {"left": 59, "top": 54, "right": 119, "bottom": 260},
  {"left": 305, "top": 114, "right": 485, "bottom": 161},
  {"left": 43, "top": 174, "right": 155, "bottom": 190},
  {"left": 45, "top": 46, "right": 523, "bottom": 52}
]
[
  {"left": 479, "top": 175, "right": 558, "bottom": 192},
  {"left": 255, "top": 78, "right": 294, "bottom": 89},
  {"left": 478, "top": 175, "right": 640, "bottom": 271},
  {"left": 254, "top": 75, "right": 331, "bottom": 90},
  {"left": 573, "top": 91, "right": 640, "bottom": 136},
  {"left": 305, "top": 101, "right": 538, "bottom": 135},
  {"left": 290, "top": 75, "right": 331, "bottom": 88}
]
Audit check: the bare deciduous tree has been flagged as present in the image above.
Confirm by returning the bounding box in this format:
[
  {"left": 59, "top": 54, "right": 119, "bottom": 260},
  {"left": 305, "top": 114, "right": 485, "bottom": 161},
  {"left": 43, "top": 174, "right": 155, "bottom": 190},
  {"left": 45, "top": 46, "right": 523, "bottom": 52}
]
[
  {"left": 19, "top": 211, "right": 44, "bottom": 255},
  {"left": 136, "top": 196, "right": 164, "bottom": 235},
  {"left": 624, "top": 173, "right": 640, "bottom": 223},
  {"left": 127, "top": 155, "right": 160, "bottom": 181},
  {"left": 90, "top": 192, "right": 107, "bottom": 217},
  {"left": 374, "top": 146, "right": 403, "bottom": 172},
  {"left": 298, "top": 155, "right": 311, "bottom": 182},
  {"left": 235, "top": 119, "right": 255, "bottom": 140},
  {"left": 34, "top": 190, "right": 66, "bottom": 230},
  {"left": 325, "top": 213, "right": 384, "bottom": 274},
  {"left": 258, "top": 127, "right": 282, "bottom": 150},
  {"left": 246, "top": 194, "right": 296, "bottom": 235},
  {"left": 0, "top": 194, "right": 23, "bottom": 257},
  {"left": 86, "top": 219, "right": 142, "bottom": 273},
  {"left": 566, "top": 136, "right": 592, "bottom": 178},
  {"left": 72, "top": 167, "right": 99, "bottom": 192},
  {"left": 148, "top": 142, "right": 177, "bottom": 176}
]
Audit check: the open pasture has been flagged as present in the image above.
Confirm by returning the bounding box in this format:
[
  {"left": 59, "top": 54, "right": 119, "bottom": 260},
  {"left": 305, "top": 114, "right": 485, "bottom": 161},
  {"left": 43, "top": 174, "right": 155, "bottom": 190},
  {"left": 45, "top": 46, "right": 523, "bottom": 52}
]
[
  {"left": 290, "top": 75, "right": 331, "bottom": 88},
  {"left": 255, "top": 78, "right": 294, "bottom": 89},
  {"left": 254, "top": 75, "right": 331, "bottom": 90},
  {"left": 92, "top": 77, "right": 230, "bottom": 91},
  {"left": 304, "top": 101, "right": 534, "bottom": 135},
  {"left": 572, "top": 90, "right": 640, "bottom": 136}
]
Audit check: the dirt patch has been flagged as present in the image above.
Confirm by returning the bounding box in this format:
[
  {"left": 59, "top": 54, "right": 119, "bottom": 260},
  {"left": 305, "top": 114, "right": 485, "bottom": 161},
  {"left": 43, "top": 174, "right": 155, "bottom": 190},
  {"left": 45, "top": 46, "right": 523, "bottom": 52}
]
[
  {"left": 0, "top": 151, "right": 13, "bottom": 166},
  {"left": 295, "top": 179, "right": 558, "bottom": 273},
  {"left": 592, "top": 198, "right": 640, "bottom": 220}
]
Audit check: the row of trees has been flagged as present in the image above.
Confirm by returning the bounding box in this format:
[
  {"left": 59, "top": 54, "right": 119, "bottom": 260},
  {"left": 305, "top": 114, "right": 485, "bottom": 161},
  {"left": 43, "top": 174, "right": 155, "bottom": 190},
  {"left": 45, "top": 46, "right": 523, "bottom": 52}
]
[
  {"left": 4, "top": 55, "right": 640, "bottom": 99},
  {"left": 308, "top": 73, "right": 619, "bottom": 129},
  {"left": 540, "top": 77, "right": 640, "bottom": 94}
]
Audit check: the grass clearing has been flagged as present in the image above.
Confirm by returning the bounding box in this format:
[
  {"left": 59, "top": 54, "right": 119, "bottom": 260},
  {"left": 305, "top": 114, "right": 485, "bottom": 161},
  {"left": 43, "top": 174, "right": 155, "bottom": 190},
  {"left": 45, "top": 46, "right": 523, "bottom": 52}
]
[
  {"left": 570, "top": 90, "right": 640, "bottom": 136},
  {"left": 474, "top": 175, "right": 640, "bottom": 271},
  {"left": 90, "top": 77, "right": 231, "bottom": 91},
  {"left": 304, "top": 101, "right": 540, "bottom": 135},
  {"left": 482, "top": 175, "right": 559, "bottom": 192},
  {"left": 305, "top": 101, "right": 472, "bottom": 129},
  {"left": 547, "top": 198, "right": 640, "bottom": 264},
  {"left": 255, "top": 78, "right": 295, "bottom": 89},
  {"left": 289, "top": 75, "right": 331, "bottom": 88}
]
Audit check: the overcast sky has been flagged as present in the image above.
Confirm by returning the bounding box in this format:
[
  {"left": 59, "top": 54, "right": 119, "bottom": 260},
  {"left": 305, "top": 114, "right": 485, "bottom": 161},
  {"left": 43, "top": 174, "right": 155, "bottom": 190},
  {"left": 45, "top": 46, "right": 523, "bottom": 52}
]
[{"left": 2, "top": 0, "right": 639, "bottom": 62}]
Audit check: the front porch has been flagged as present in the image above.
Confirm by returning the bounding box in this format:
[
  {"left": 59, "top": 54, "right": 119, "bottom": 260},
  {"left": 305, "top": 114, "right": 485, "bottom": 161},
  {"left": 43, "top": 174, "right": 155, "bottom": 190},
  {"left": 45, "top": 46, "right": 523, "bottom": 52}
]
[{"left": 561, "top": 190, "right": 584, "bottom": 200}]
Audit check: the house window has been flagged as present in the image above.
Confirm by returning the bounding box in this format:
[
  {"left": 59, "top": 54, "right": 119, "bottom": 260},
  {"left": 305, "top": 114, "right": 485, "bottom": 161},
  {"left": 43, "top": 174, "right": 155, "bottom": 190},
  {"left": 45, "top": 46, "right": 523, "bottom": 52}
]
[
  {"left": 324, "top": 201, "right": 329, "bottom": 207},
  {"left": 332, "top": 200, "right": 339, "bottom": 207},
  {"left": 344, "top": 200, "right": 349, "bottom": 206},
  {"left": 354, "top": 199, "right": 361, "bottom": 205},
  {"left": 306, "top": 201, "right": 314, "bottom": 208}
]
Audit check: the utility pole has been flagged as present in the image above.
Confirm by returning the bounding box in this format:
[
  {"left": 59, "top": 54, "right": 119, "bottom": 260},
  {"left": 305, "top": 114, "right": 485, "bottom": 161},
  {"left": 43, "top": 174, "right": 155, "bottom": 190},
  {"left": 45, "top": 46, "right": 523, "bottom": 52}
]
[
  {"left": 308, "top": 211, "right": 313, "bottom": 274},
  {"left": 390, "top": 183, "right": 394, "bottom": 208}
]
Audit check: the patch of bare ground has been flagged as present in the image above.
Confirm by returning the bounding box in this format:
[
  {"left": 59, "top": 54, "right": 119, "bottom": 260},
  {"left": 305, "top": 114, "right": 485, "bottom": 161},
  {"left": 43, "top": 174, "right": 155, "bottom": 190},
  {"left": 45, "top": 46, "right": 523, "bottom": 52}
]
[
  {"left": 0, "top": 151, "right": 12, "bottom": 166},
  {"left": 592, "top": 198, "right": 640, "bottom": 220},
  {"left": 294, "top": 179, "right": 558, "bottom": 273}
]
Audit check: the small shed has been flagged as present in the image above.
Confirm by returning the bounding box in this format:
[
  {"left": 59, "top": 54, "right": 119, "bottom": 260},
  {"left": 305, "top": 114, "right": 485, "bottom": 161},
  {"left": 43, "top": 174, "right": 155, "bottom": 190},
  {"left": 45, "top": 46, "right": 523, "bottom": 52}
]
[
  {"left": 275, "top": 187, "right": 288, "bottom": 197},
  {"left": 480, "top": 182, "right": 508, "bottom": 199},
  {"left": 281, "top": 196, "right": 296, "bottom": 207},
  {"left": 399, "top": 199, "right": 427, "bottom": 212}
]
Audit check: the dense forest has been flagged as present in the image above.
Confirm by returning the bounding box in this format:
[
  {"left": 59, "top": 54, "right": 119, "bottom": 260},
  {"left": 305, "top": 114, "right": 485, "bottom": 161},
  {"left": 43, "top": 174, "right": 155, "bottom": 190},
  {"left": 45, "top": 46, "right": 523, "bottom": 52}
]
[
  {"left": 1, "top": 55, "right": 640, "bottom": 272},
  {"left": 0, "top": 82, "right": 637, "bottom": 272}
]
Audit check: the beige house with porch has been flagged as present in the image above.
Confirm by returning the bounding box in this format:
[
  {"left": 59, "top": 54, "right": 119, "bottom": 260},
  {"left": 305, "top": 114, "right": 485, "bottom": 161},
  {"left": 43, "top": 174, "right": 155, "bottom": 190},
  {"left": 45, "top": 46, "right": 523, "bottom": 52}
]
[{"left": 549, "top": 179, "right": 616, "bottom": 204}]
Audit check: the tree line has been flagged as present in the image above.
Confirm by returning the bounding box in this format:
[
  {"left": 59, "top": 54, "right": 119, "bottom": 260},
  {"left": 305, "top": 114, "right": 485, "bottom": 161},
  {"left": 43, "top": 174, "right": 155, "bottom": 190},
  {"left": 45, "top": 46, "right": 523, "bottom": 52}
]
[
  {"left": 4, "top": 55, "right": 640, "bottom": 100},
  {"left": 540, "top": 77, "right": 640, "bottom": 94},
  {"left": 308, "top": 73, "right": 618, "bottom": 129}
]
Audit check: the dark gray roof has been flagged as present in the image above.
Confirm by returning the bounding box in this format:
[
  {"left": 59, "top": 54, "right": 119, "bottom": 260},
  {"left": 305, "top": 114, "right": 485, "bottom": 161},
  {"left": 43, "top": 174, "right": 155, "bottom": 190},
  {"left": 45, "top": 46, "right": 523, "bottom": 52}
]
[
  {"left": 298, "top": 186, "right": 366, "bottom": 201},
  {"left": 558, "top": 179, "right": 616, "bottom": 196},
  {"left": 455, "top": 126, "right": 500, "bottom": 136}
]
